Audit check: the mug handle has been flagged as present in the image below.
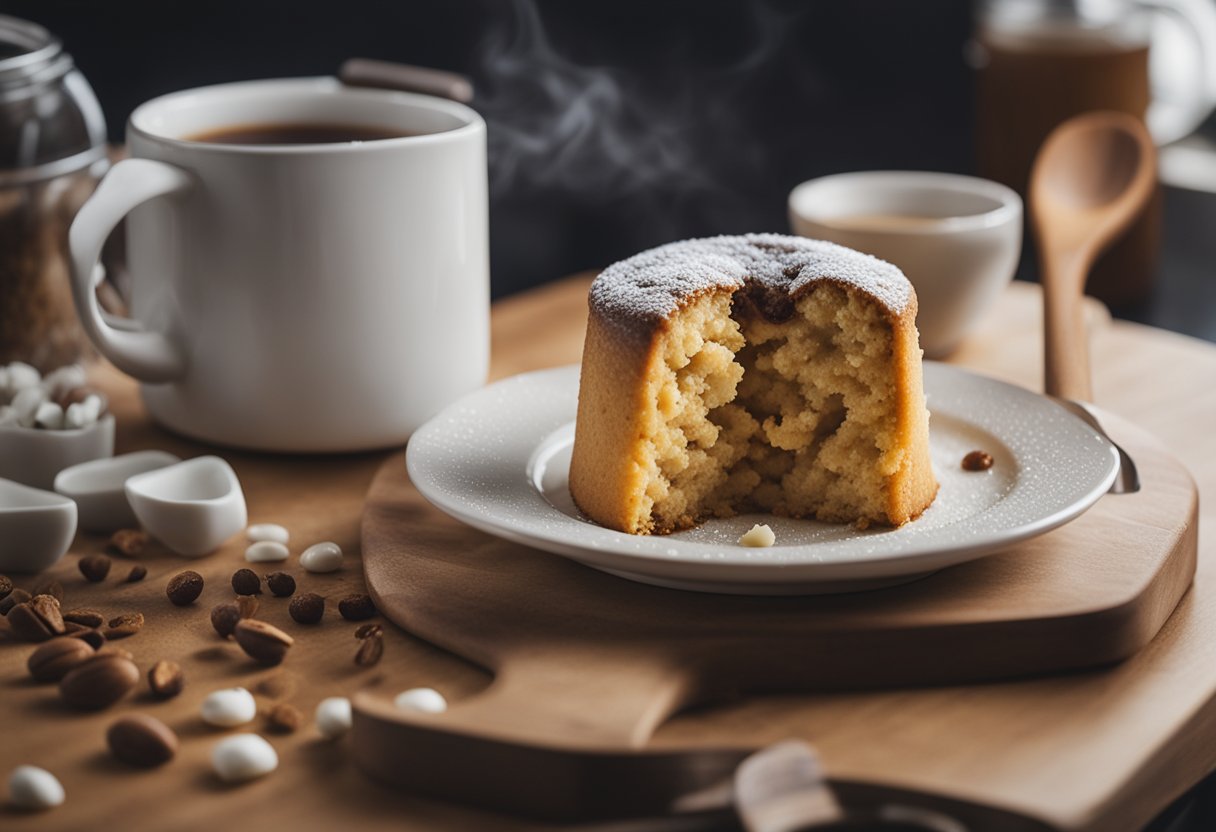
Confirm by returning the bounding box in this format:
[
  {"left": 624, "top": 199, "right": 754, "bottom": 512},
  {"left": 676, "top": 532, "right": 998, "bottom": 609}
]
[
  {"left": 1138, "top": 0, "right": 1216, "bottom": 143},
  {"left": 69, "top": 158, "right": 192, "bottom": 383}
]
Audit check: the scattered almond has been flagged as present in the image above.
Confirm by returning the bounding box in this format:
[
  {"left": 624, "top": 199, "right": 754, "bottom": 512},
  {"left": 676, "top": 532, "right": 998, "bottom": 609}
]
[
  {"left": 78, "top": 554, "right": 112, "bottom": 582},
  {"left": 148, "top": 660, "right": 185, "bottom": 700},
  {"left": 108, "top": 529, "right": 149, "bottom": 557},
  {"left": 105, "top": 612, "right": 144, "bottom": 640},
  {"left": 266, "top": 703, "right": 303, "bottom": 734}
]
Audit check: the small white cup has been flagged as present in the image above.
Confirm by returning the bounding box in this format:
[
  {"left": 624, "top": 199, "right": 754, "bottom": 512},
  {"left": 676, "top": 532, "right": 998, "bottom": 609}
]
[
  {"left": 125, "top": 456, "right": 247, "bottom": 556},
  {"left": 789, "top": 171, "right": 1022, "bottom": 358}
]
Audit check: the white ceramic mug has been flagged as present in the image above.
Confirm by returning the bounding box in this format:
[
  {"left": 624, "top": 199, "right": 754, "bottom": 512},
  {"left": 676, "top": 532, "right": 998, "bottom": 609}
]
[
  {"left": 69, "top": 77, "right": 488, "bottom": 452},
  {"left": 788, "top": 171, "right": 1022, "bottom": 358}
]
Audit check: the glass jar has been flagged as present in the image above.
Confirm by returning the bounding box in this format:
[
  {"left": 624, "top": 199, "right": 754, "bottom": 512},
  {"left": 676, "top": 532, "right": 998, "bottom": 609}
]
[{"left": 0, "top": 14, "right": 108, "bottom": 371}]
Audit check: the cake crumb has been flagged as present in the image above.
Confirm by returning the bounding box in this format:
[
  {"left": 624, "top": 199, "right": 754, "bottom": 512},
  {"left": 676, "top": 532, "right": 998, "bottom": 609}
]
[{"left": 739, "top": 524, "right": 776, "bottom": 548}]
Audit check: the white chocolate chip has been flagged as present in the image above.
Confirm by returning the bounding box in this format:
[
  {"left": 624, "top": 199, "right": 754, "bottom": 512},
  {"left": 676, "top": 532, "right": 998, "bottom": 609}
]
[
  {"left": 6, "top": 765, "right": 64, "bottom": 810},
  {"left": 245, "top": 541, "right": 289, "bottom": 563},
  {"left": 201, "top": 687, "right": 257, "bottom": 727},
  {"left": 11, "top": 386, "right": 45, "bottom": 428},
  {"left": 738, "top": 523, "right": 776, "bottom": 548},
  {"left": 300, "top": 541, "right": 343, "bottom": 573},
  {"left": 211, "top": 734, "right": 277, "bottom": 783},
  {"left": 314, "top": 696, "right": 352, "bottom": 740},
  {"left": 393, "top": 687, "right": 447, "bottom": 714},
  {"left": 33, "top": 401, "right": 64, "bottom": 431},
  {"left": 246, "top": 523, "right": 289, "bottom": 545}
]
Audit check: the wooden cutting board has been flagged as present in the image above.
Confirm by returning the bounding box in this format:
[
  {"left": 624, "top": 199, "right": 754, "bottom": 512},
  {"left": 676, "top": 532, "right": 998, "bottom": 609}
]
[
  {"left": 1, "top": 277, "right": 1215, "bottom": 832},
  {"left": 354, "top": 366, "right": 1198, "bottom": 825}
]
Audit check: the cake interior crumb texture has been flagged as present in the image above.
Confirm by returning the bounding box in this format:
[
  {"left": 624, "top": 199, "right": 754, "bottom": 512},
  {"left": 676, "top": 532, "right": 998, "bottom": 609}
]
[{"left": 570, "top": 234, "right": 938, "bottom": 535}]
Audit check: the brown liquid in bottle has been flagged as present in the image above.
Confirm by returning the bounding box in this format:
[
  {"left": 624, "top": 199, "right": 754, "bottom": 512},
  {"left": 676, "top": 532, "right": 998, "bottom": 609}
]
[{"left": 975, "top": 26, "right": 1159, "bottom": 305}]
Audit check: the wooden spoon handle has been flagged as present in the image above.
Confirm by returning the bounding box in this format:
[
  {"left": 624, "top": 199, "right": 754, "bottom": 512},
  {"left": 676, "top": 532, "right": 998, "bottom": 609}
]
[{"left": 1041, "top": 249, "right": 1094, "bottom": 402}]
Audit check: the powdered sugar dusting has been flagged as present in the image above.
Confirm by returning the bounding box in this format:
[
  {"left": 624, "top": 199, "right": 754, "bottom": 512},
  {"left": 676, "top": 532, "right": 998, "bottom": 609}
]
[{"left": 590, "top": 233, "right": 912, "bottom": 325}]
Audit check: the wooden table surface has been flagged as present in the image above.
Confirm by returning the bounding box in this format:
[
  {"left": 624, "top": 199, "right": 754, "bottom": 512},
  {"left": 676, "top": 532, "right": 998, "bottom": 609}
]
[{"left": 1, "top": 277, "right": 1214, "bottom": 832}]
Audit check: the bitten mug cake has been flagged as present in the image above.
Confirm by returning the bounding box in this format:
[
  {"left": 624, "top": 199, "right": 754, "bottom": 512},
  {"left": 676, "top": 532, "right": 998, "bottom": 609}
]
[{"left": 569, "top": 233, "right": 938, "bottom": 535}]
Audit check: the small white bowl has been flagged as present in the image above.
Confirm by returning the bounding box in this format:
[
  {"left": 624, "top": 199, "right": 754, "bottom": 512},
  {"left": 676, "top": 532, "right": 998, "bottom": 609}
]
[
  {"left": 789, "top": 171, "right": 1022, "bottom": 358},
  {"left": 54, "top": 450, "right": 181, "bottom": 532},
  {"left": 125, "top": 456, "right": 247, "bottom": 557},
  {"left": 0, "top": 415, "right": 116, "bottom": 491},
  {"left": 0, "top": 478, "right": 78, "bottom": 573}
]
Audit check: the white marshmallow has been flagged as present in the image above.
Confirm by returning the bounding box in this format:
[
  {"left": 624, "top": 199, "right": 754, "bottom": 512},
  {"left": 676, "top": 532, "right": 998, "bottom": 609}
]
[
  {"left": 738, "top": 523, "right": 776, "bottom": 548},
  {"left": 211, "top": 734, "right": 277, "bottom": 783},
  {"left": 201, "top": 687, "right": 257, "bottom": 727},
  {"left": 39, "top": 365, "right": 86, "bottom": 399},
  {"left": 11, "top": 387, "right": 45, "bottom": 428},
  {"left": 5, "top": 362, "right": 41, "bottom": 393},
  {"left": 33, "top": 401, "right": 64, "bottom": 431},
  {"left": 246, "top": 523, "right": 289, "bottom": 545},
  {"left": 300, "top": 541, "right": 343, "bottom": 573},
  {"left": 314, "top": 696, "right": 353, "bottom": 740},
  {"left": 6, "top": 765, "right": 64, "bottom": 810},
  {"left": 63, "top": 402, "right": 90, "bottom": 430},
  {"left": 393, "top": 687, "right": 447, "bottom": 714},
  {"left": 245, "top": 541, "right": 290, "bottom": 563}
]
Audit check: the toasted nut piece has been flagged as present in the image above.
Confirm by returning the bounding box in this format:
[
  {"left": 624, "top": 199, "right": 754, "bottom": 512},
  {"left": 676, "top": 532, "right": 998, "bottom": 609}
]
[
  {"left": 266, "top": 702, "right": 303, "bottom": 734},
  {"left": 0, "top": 574, "right": 12, "bottom": 600},
  {"left": 265, "top": 572, "right": 295, "bottom": 598},
  {"left": 233, "top": 619, "right": 293, "bottom": 666},
  {"left": 354, "top": 623, "right": 382, "bottom": 640},
  {"left": 288, "top": 593, "right": 324, "bottom": 625},
  {"left": 0, "top": 587, "right": 30, "bottom": 615},
  {"left": 165, "top": 571, "right": 204, "bottom": 606},
  {"left": 210, "top": 603, "right": 241, "bottom": 638},
  {"left": 8, "top": 595, "right": 65, "bottom": 642},
  {"left": 147, "top": 660, "right": 185, "bottom": 700},
  {"left": 125, "top": 565, "right": 148, "bottom": 583},
  {"left": 962, "top": 450, "right": 995, "bottom": 471},
  {"left": 60, "top": 653, "right": 140, "bottom": 710},
  {"left": 78, "top": 554, "right": 112, "bottom": 582},
  {"left": 105, "top": 612, "right": 144, "bottom": 640},
  {"left": 27, "top": 636, "right": 95, "bottom": 682},
  {"left": 354, "top": 632, "right": 384, "bottom": 667},
  {"left": 62, "top": 608, "right": 105, "bottom": 628},
  {"left": 338, "top": 594, "right": 377, "bottom": 622},
  {"left": 237, "top": 595, "right": 259, "bottom": 619},
  {"left": 231, "top": 568, "right": 262, "bottom": 596},
  {"left": 107, "top": 715, "right": 178, "bottom": 767},
  {"left": 108, "top": 529, "right": 149, "bottom": 557}
]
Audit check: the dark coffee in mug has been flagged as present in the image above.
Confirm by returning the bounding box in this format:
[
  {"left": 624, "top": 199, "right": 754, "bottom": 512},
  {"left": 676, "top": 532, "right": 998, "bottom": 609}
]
[{"left": 187, "top": 122, "right": 417, "bottom": 145}]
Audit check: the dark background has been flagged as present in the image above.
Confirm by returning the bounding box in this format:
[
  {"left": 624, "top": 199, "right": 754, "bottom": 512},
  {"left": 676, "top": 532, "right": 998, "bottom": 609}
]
[{"left": 3, "top": 0, "right": 976, "bottom": 299}]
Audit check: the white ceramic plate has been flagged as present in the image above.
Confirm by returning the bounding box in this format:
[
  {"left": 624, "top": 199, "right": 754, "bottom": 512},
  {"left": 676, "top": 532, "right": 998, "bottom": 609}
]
[{"left": 406, "top": 364, "right": 1119, "bottom": 595}]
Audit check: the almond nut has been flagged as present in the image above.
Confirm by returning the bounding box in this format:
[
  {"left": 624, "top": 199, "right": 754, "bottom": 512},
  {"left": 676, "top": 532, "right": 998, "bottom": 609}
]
[
  {"left": 60, "top": 653, "right": 140, "bottom": 710},
  {"left": 106, "top": 715, "right": 178, "bottom": 767},
  {"left": 27, "top": 636, "right": 95, "bottom": 682},
  {"left": 233, "top": 619, "right": 293, "bottom": 666}
]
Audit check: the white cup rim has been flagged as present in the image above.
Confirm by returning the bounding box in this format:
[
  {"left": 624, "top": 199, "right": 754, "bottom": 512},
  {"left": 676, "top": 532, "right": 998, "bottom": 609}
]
[
  {"left": 127, "top": 76, "right": 484, "bottom": 155},
  {"left": 789, "top": 170, "right": 1022, "bottom": 235}
]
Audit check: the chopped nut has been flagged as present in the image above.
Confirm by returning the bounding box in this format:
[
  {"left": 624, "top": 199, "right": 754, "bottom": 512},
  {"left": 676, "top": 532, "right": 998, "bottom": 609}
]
[
  {"left": 738, "top": 523, "right": 776, "bottom": 548},
  {"left": 147, "top": 660, "right": 185, "bottom": 700},
  {"left": 165, "top": 571, "right": 204, "bottom": 606},
  {"left": 125, "top": 565, "right": 147, "bottom": 583},
  {"left": 78, "top": 554, "right": 112, "bottom": 582},
  {"left": 0, "top": 574, "right": 12, "bottom": 600},
  {"left": 288, "top": 593, "right": 324, "bottom": 625},
  {"left": 0, "top": 587, "right": 31, "bottom": 616},
  {"left": 237, "top": 595, "right": 259, "bottom": 619},
  {"left": 354, "top": 623, "right": 382, "bottom": 640},
  {"left": 265, "top": 572, "right": 296, "bottom": 598},
  {"left": 62, "top": 608, "right": 105, "bottom": 628},
  {"left": 355, "top": 632, "right": 384, "bottom": 667},
  {"left": 233, "top": 619, "right": 293, "bottom": 666},
  {"left": 337, "top": 594, "right": 377, "bottom": 622},
  {"left": 266, "top": 703, "right": 303, "bottom": 734},
  {"left": 210, "top": 603, "right": 241, "bottom": 638},
  {"left": 231, "top": 568, "right": 262, "bottom": 596},
  {"left": 7, "top": 595, "right": 65, "bottom": 641},
  {"left": 108, "top": 529, "right": 149, "bottom": 557},
  {"left": 105, "top": 612, "right": 144, "bottom": 640},
  {"left": 962, "top": 450, "right": 994, "bottom": 471}
]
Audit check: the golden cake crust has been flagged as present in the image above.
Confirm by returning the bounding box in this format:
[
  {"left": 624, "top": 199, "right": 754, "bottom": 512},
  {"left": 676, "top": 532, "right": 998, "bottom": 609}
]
[{"left": 570, "top": 234, "right": 937, "bottom": 535}]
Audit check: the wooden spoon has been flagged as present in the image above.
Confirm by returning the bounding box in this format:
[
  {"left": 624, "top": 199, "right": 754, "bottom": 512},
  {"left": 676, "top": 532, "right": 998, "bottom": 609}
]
[{"left": 1029, "top": 111, "right": 1156, "bottom": 402}]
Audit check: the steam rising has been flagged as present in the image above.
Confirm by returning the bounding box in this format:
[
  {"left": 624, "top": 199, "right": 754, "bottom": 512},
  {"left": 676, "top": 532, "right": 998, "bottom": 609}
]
[{"left": 475, "top": 0, "right": 794, "bottom": 205}]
